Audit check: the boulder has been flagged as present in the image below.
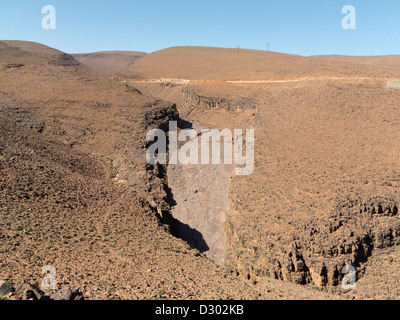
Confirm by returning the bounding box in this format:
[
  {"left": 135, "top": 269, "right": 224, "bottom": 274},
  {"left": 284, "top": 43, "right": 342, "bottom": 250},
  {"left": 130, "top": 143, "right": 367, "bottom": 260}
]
[
  {"left": 50, "top": 286, "right": 84, "bottom": 300},
  {"left": 0, "top": 280, "right": 12, "bottom": 296},
  {"left": 15, "top": 281, "right": 44, "bottom": 300}
]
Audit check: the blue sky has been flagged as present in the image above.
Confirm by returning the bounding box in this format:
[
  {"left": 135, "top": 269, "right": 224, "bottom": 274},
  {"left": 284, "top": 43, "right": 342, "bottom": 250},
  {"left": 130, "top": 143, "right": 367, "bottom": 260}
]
[{"left": 0, "top": 0, "right": 399, "bottom": 56}]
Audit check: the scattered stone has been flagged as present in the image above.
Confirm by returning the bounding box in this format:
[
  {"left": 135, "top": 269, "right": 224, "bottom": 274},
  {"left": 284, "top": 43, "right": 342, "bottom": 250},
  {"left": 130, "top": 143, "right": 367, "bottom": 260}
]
[
  {"left": 50, "top": 286, "right": 84, "bottom": 300},
  {"left": 9, "top": 281, "right": 84, "bottom": 300},
  {"left": 50, "top": 287, "right": 73, "bottom": 300},
  {"left": 0, "top": 280, "right": 13, "bottom": 296},
  {"left": 15, "top": 281, "right": 44, "bottom": 300}
]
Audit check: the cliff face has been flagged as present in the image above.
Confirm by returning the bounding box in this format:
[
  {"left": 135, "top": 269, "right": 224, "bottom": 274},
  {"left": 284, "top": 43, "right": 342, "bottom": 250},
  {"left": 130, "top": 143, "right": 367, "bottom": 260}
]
[
  {"left": 117, "top": 81, "right": 257, "bottom": 266},
  {"left": 227, "top": 196, "right": 400, "bottom": 286},
  {"left": 182, "top": 87, "right": 258, "bottom": 112},
  {"left": 167, "top": 158, "right": 234, "bottom": 266},
  {"left": 224, "top": 79, "right": 400, "bottom": 288},
  {"left": 11, "top": 43, "right": 400, "bottom": 299},
  {"left": 110, "top": 100, "right": 180, "bottom": 216},
  {"left": 0, "top": 61, "right": 180, "bottom": 219},
  {"left": 106, "top": 78, "right": 400, "bottom": 292}
]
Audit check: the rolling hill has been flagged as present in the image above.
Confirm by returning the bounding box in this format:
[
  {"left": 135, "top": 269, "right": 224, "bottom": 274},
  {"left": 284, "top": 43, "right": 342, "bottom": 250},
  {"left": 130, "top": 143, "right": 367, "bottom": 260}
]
[
  {"left": 0, "top": 41, "right": 45, "bottom": 66},
  {"left": 120, "top": 46, "right": 400, "bottom": 80},
  {"left": 2, "top": 40, "right": 81, "bottom": 67},
  {"left": 0, "top": 40, "right": 340, "bottom": 300},
  {"left": 72, "top": 51, "right": 147, "bottom": 75},
  {"left": 311, "top": 54, "right": 400, "bottom": 70}
]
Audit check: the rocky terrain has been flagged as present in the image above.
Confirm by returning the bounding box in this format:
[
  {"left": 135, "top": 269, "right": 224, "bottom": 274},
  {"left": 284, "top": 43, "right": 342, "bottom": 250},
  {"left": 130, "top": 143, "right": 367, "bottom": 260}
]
[
  {"left": 0, "top": 279, "right": 84, "bottom": 300},
  {"left": 0, "top": 115, "right": 266, "bottom": 300},
  {"left": 2, "top": 41, "right": 400, "bottom": 300},
  {"left": 0, "top": 40, "right": 349, "bottom": 300},
  {"left": 3, "top": 41, "right": 82, "bottom": 68},
  {"left": 224, "top": 79, "right": 400, "bottom": 289},
  {"left": 118, "top": 46, "right": 400, "bottom": 299}
]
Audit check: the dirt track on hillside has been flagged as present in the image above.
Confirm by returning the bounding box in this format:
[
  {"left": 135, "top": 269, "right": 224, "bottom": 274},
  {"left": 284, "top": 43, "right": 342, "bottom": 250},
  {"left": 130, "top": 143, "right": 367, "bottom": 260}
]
[{"left": 110, "top": 75, "right": 393, "bottom": 86}]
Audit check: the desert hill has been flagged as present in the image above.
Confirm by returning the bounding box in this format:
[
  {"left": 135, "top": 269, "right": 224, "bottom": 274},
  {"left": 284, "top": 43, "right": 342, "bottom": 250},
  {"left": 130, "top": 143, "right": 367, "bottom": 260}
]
[
  {"left": 0, "top": 41, "right": 175, "bottom": 217},
  {"left": 4, "top": 40, "right": 400, "bottom": 300},
  {"left": 311, "top": 54, "right": 400, "bottom": 70},
  {"left": 0, "top": 116, "right": 258, "bottom": 300},
  {"left": 0, "top": 41, "right": 248, "bottom": 300},
  {"left": 128, "top": 59, "right": 400, "bottom": 299},
  {"left": 2, "top": 40, "right": 81, "bottom": 67},
  {"left": 0, "top": 41, "right": 45, "bottom": 66},
  {"left": 72, "top": 51, "right": 147, "bottom": 75},
  {"left": 0, "top": 41, "right": 340, "bottom": 300},
  {"left": 120, "top": 46, "right": 400, "bottom": 80}
]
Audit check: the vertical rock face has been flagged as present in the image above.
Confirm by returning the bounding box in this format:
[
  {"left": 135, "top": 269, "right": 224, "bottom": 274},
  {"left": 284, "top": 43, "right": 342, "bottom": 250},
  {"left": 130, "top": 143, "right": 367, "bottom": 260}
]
[
  {"left": 127, "top": 82, "right": 252, "bottom": 266},
  {"left": 168, "top": 161, "right": 234, "bottom": 266},
  {"left": 226, "top": 196, "right": 400, "bottom": 286},
  {"left": 182, "top": 87, "right": 258, "bottom": 112},
  {"left": 111, "top": 101, "right": 180, "bottom": 214},
  {"left": 123, "top": 79, "right": 400, "bottom": 290},
  {"left": 224, "top": 80, "right": 400, "bottom": 287}
]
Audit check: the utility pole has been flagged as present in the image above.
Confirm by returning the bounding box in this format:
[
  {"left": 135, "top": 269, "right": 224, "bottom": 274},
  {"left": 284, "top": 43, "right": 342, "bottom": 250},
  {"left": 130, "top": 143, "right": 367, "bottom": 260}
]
[
  {"left": 236, "top": 45, "right": 240, "bottom": 54},
  {"left": 266, "top": 42, "right": 270, "bottom": 51}
]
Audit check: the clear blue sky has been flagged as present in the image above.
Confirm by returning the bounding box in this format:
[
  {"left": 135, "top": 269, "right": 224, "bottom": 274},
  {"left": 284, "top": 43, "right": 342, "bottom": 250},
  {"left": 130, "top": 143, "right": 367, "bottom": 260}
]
[{"left": 1, "top": 0, "right": 400, "bottom": 56}]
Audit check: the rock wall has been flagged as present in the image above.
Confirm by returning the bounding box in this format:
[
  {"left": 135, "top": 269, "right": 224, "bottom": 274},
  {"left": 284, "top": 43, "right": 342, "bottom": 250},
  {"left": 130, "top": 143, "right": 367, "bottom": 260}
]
[
  {"left": 167, "top": 160, "right": 234, "bottom": 266},
  {"left": 110, "top": 101, "right": 180, "bottom": 216},
  {"left": 182, "top": 87, "right": 258, "bottom": 112},
  {"left": 226, "top": 196, "right": 400, "bottom": 286}
]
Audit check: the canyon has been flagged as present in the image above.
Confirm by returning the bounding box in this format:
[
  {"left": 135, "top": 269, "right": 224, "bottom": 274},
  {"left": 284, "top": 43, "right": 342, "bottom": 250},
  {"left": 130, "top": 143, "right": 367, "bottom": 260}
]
[{"left": 2, "top": 41, "right": 400, "bottom": 300}]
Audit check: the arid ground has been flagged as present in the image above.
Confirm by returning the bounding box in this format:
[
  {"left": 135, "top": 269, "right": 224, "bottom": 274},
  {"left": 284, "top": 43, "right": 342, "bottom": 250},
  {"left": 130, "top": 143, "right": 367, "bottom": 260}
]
[{"left": 1, "top": 41, "right": 400, "bottom": 299}]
